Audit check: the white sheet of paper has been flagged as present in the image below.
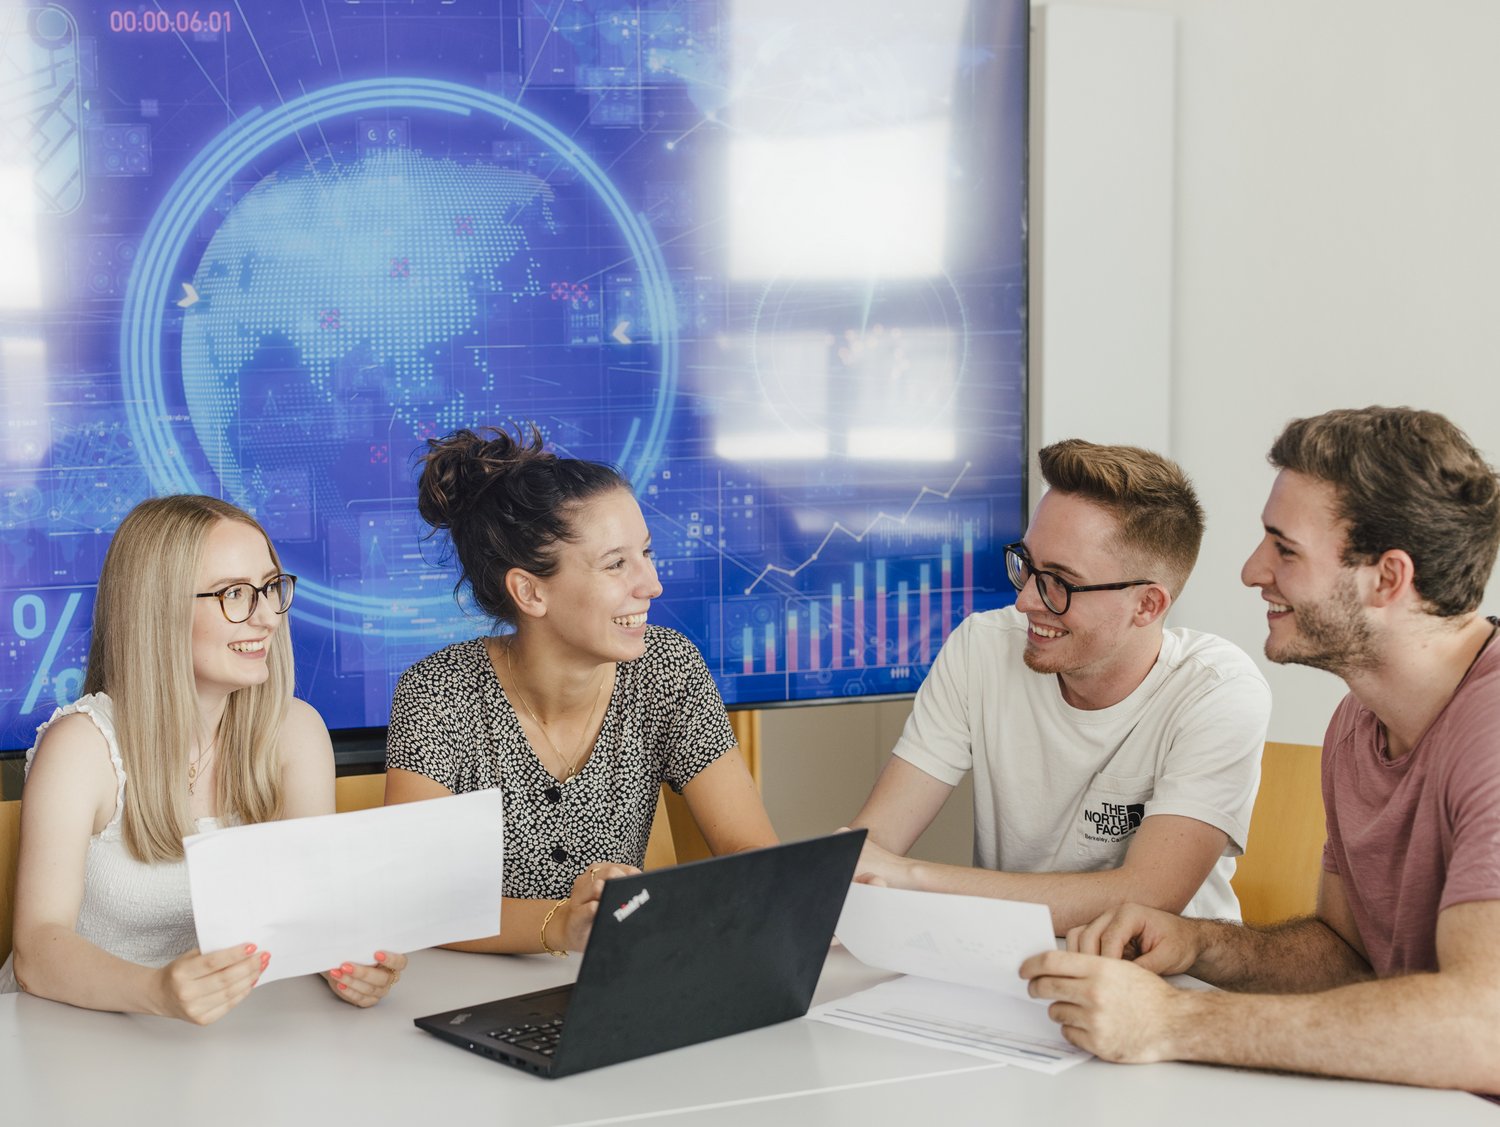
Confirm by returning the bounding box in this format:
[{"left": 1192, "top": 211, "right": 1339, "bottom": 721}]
[
  {"left": 185, "top": 789, "right": 504, "bottom": 984},
  {"left": 809, "top": 974, "right": 1089, "bottom": 1073},
  {"left": 834, "top": 882, "right": 1055, "bottom": 1000}
]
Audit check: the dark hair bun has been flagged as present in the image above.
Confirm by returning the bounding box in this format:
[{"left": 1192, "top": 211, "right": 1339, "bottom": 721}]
[
  {"left": 416, "top": 425, "right": 548, "bottom": 530},
  {"left": 413, "top": 424, "right": 626, "bottom": 625}
]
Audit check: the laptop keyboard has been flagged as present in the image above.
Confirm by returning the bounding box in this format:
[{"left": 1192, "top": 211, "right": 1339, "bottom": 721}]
[{"left": 487, "top": 1017, "right": 566, "bottom": 1057}]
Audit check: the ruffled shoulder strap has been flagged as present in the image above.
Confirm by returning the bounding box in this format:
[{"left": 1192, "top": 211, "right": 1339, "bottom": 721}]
[{"left": 26, "top": 692, "right": 128, "bottom": 835}]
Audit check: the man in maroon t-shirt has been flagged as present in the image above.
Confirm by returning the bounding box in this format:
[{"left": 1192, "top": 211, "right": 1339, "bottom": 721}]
[{"left": 1021, "top": 406, "right": 1500, "bottom": 1094}]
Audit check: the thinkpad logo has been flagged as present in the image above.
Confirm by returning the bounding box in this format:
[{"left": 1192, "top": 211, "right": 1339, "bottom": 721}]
[
  {"left": 613, "top": 888, "right": 650, "bottom": 922},
  {"left": 448, "top": 1012, "right": 473, "bottom": 1026},
  {"left": 1082, "top": 801, "right": 1145, "bottom": 843}
]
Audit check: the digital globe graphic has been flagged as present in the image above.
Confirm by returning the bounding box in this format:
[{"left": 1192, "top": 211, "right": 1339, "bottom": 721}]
[
  {"left": 118, "top": 80, "right": 681, "bottom": 647},
  {"left": 180, "top": 148, "right": 558, "bottom": 532}
]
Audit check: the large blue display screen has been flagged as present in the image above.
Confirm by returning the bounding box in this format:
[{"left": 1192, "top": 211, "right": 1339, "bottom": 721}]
[{"left": 0, "top": 0, "right": 1027, "bottom": 751}]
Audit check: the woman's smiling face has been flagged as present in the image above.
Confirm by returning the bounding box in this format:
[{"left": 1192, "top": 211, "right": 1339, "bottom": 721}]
[
  {"left": 530, "top": 487, "right": 663, "bottom": 663},
  {"left": 191, "top": 519, "right": 284, "bottom": 700}
]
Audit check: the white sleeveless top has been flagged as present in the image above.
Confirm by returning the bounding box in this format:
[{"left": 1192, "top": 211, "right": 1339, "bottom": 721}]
[{"left": 0, "top": 694, "right": 222, "bottom": 992}]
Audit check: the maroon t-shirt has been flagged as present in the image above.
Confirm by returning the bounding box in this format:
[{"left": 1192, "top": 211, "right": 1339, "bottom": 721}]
[{"left": 1321, "top": 622, "right": 1500, "bottom": 977}]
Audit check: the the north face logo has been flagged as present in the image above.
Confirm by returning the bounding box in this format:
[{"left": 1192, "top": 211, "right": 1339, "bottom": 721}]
[{"left": 1083, "top": 801, "right": 1146, "bottom": 841}]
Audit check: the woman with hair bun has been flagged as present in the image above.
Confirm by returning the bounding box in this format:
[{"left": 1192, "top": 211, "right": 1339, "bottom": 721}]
[
  {"left": 385, "top": 426, "right": 777, "bottom": 956},
  {"left": 2, "top": 495, "right": 405, "bottom": 1020}
]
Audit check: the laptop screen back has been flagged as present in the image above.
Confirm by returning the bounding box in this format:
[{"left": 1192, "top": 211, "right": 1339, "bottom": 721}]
[{"left": 551, "top": 830, "right": 866, "bottom": 1075}]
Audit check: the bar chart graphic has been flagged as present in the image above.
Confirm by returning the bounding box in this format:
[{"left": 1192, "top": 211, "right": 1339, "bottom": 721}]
[
  {"left": 720, "top": 510, "right": 1011, "bottom": 699},
  {"left": 742, "top": 463, "right": 972, "bottom": 596}
]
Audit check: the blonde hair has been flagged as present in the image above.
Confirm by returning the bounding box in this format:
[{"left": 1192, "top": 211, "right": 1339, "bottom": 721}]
[{"left": 82, "top": 496, "right": 292, "bottom": 862}]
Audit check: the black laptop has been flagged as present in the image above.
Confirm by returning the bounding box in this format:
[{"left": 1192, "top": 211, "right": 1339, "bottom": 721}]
[{"left": 414, "top": 829, "right": 865, "bottom": 1078}]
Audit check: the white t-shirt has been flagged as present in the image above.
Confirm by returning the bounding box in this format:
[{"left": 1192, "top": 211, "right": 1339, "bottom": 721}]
[{"left": 893, "top": 607, "right": 1271, "bottom": 920}]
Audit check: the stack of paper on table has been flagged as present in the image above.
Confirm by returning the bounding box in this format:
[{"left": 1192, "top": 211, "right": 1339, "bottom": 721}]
[{"left": 810, "top": 883, "right": 1090, "bottom": 1072}]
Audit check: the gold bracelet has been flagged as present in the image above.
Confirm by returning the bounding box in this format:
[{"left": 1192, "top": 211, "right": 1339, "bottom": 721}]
[{"left": 540, "top": 897, "right": 570, "bottom": 957}]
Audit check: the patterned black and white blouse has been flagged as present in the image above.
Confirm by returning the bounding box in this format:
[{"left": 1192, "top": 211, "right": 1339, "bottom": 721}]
[{"left": 386, "top": 625, "right": 735, "bottom": 900}]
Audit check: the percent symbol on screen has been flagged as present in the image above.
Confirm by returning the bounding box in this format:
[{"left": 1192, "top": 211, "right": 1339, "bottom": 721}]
[{"left": 14, "top": 592, "right": 85, "bottom": 713}]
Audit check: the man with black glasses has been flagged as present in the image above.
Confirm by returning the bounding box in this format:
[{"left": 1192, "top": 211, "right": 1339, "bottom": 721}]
[{"left": 849, "top": 439, "right": 1270, "bottom": 933}]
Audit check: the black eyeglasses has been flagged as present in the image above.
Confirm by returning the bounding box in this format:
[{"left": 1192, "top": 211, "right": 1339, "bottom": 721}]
[
  {"left": 195, "top": 574, "right": 297, "bottom": 623},
  {"left": 1003, "top": 543, "right": 1154, "bottom": 616}
]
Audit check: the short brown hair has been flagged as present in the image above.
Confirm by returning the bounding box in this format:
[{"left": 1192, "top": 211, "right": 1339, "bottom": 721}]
[
  {"left": 1268, "top": 406, "right": 1500, "bottom": 617},
  {"left": 1038, "top": 439, "right": 1205, "bottom": 596}
]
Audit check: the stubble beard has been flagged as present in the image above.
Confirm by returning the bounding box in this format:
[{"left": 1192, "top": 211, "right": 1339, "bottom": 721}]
[
  {"left": 1265, "top": 570, "right": 1378, "bottom": 677},
  {"left": 1023, "top": 634, "right": 1075, "bottom": 676}
]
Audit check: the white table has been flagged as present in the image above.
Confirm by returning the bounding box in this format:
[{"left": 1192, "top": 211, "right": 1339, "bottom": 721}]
[{"left": 0, "top": 947, "right": 1494, "bottom": 1125}]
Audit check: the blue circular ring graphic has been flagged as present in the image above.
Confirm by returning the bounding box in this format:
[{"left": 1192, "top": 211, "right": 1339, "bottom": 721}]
[{"left": 121, "top": 77, "right": 678, "bottom": 623}]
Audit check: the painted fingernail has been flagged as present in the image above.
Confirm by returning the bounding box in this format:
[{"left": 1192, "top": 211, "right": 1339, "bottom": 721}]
[
  {"left": 375, "top": 951, "right": 388, "bottom": 962},
  {"left": 337, "top": 982, "right": 347, "bottom": 991},
  {"left": 341, "top": 963, "right": 354, "bottom": 974},
  {"left": 260, "top": 952, "right": 271, "bottom": 967},
  {"left": 244, "top": 944, "right": 257, "bottom": 955},
  {"left": 330, "top": 968, "right": 343, "bottom": 979}
]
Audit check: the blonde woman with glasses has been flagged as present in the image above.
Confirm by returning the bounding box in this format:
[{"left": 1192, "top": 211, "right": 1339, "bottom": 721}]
[{"left": 0, "top": 495, "right": 405, "bottom": 1022}]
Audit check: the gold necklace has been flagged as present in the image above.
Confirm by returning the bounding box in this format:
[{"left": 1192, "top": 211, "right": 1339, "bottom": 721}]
[
  {"left": 188, "top": 732, "right": 218, "bottom": 796},
  {"left": 504, "top": 640, "right": 609, "bottom": 784}
]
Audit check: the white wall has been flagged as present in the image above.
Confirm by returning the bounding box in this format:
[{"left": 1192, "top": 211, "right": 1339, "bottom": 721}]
[
  {"left": 1081, "top": 0, "right": 1500, "bottom": 743},
  {"left": 763, "top": 0, "right": 1500, "bottom": 843},
  {"left": 1030, "top": 3, "right": 1175, "bottom": 484}
]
